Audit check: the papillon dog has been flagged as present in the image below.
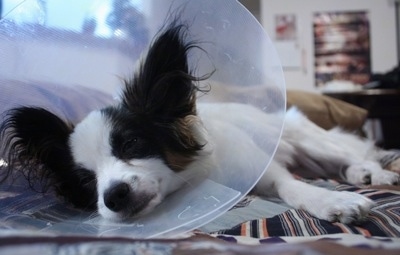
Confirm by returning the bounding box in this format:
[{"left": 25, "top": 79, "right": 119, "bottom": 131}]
[{"left": 1, "top": 22, "right": 399, "bottom": 223}]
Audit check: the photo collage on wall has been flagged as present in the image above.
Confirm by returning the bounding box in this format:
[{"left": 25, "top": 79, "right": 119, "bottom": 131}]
[{"left": 313, "top": 11, "right": 371, "bottom": 88}]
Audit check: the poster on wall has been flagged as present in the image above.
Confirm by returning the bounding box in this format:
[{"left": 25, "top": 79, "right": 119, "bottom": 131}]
[
  {"left": 275, "top": 14, "right": 297, "bottom": 40},
  {"left": 274, "top": 14, "right": 301, "bottom": 69},
  {"left": 313, "top": 11, "right": 371, "bottom": 88}
]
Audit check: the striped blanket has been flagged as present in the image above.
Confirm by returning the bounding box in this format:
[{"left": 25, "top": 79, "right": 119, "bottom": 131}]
[{"left": 213, "top": 181, "right": 400, "bottom": 238}]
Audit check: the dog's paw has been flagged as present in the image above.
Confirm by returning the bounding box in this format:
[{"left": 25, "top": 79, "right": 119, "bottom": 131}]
[
  {"left": 314, "top": 191, "right": 374, "bottom": 224},
  {"left": 386, "top": 157, "right": 400, "bottom": 174},
  {"left": 346, "top": 161, "right": 400, "bottom": 185}
]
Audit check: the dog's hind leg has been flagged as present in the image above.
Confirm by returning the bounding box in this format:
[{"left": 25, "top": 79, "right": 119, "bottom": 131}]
[
  {"left": 254, "top": 160, "right": 374, "bottom": 223},
  {"left": 282, "top": 107, "right": 399, "bottom": 185}
]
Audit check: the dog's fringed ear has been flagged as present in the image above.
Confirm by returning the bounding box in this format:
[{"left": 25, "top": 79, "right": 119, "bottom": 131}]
[
  {"left": 121, "top": 23, "right": 204, "bottom": 121},
  {"left": 0, "top": 107, "right": 97, "bottom": 210}
]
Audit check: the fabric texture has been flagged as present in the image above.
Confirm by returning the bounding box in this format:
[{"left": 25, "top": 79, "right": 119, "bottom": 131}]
[{"left": 213, "top": 180, "right": 400, "bottom": 238}]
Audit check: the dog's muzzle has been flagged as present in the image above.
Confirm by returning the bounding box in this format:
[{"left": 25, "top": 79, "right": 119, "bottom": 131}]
[{"left": 103, "top": 182, "right": 156, "bottom": 216}]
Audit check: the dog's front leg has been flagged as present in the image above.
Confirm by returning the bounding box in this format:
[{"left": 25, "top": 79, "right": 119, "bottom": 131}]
[{"left": 254, "top": 161, "right": 375, "bottom": 223}]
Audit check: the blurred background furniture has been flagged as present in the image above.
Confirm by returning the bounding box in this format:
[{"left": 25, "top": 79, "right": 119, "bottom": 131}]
[{"left": 324, "top": 89, "right": 400, "bottom": 149}]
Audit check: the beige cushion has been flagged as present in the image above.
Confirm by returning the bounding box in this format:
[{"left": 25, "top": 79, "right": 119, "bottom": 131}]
[{"left": 287, "top": 90, "right": 367, "bottom": 130}]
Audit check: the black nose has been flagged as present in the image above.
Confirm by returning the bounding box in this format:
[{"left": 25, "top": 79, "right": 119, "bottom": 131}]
[{"left": 104, "top": 182, "right": 130, "bottom": 212}]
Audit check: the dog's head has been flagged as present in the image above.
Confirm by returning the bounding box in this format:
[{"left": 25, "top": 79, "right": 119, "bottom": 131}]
[{"left": 0, "top": 23, "right": 211, "bottom": 220}]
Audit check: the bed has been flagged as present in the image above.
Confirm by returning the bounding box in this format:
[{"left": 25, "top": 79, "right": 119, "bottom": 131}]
[{"left": 1, "top": 80, "right": 399, "bottom": 254}]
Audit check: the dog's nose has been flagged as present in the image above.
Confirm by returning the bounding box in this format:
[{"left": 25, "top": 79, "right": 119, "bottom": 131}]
[{"left": 104, "top": 182, "right": 130, "bottom": 212}]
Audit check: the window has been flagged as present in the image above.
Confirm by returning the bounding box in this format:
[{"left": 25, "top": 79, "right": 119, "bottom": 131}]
[{"left": 1, "top": 0, "right": 146, "bottom": 38}]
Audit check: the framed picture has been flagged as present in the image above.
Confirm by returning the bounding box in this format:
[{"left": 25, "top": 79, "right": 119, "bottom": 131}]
[
  {"left": 275, "top": 14, "right": 301, "bottom": 68},
  {"left": 313, "top": 11, "right": 371, "bottom": 88},
  {"left": 275, "top": 14, "right": 297, "bottom": 41}
]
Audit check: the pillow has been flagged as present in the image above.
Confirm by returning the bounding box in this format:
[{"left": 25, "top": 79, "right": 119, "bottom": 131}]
[
  {"left": 287, "top": 90, "right": 367, "bottom": 130},
  {"left": 0, "top": 79, "right": 114, "bottom": 124}
]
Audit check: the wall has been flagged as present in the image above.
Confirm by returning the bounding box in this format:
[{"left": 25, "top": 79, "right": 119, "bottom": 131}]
[{"left": 260, "top": 0, "right": 397, "bottom": 92}]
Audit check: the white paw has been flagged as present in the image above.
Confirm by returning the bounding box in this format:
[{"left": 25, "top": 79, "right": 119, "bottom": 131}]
[
  {"left": 386, "top": 158, "right": 400, "bottom": 173},
  {"left": 311, "top": 191, "right": 374, "bottom": 224},
  {"left": 346, "top": 161, "right": 400, "bottom": 185}
]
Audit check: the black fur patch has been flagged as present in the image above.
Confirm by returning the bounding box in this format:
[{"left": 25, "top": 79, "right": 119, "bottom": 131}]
[
  {"left": 0, "top": 107, "right": 97, "bottom": 210},
  {"left": 108, "top": 23, "right": 210, "bottom": 170}
]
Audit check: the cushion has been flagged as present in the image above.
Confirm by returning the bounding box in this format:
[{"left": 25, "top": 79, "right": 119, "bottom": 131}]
[
  {"left": 0, "top": 79, "right": 113, "bottom": 124},
  {"left": 287, "top": 90, "right": 367, "bottom": 130}
]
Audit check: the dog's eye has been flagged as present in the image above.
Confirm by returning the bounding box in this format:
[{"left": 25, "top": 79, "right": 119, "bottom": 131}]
[
  {"left": 119, "top": 136, "right": 152, "bottom": 159},
  {"left": 112, "top": 134, "right": 156, "bottom": 160},
  {"left": 122, "top": 137, "right": 139, "bottom": 153}
]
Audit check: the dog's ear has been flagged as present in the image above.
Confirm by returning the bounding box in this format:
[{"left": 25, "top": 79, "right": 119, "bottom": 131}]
[
  {"left": 0, "top": 107, "right": 97, "bottom": 209},
  {"left": 121, "top": 24, "right": 202, "bottom": 121}
]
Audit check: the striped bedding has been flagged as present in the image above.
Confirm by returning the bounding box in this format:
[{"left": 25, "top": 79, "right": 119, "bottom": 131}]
[{"left": 213, "top": 180, "right": 400, "bottom": 239}]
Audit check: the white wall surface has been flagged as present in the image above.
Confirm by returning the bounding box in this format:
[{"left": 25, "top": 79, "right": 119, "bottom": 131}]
[{"left": 260, "top": 0, "right": 397, "bottom": 92}]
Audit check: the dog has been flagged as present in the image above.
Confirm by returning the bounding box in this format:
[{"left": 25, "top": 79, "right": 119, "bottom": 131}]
[{"left": 1, "top": 22, "right": 399, "bottom": 224}]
